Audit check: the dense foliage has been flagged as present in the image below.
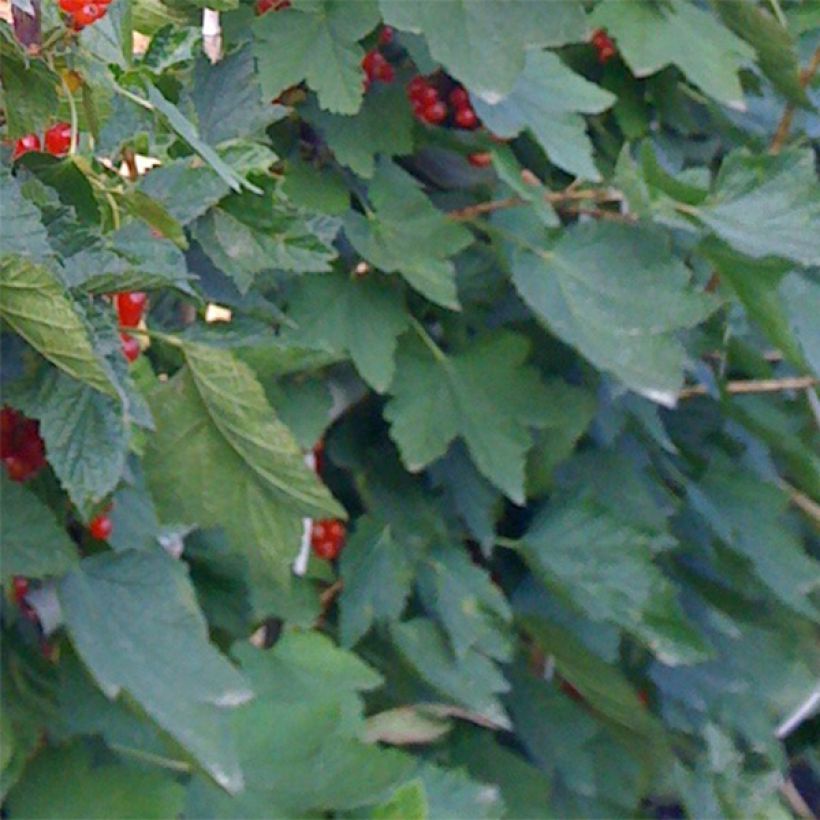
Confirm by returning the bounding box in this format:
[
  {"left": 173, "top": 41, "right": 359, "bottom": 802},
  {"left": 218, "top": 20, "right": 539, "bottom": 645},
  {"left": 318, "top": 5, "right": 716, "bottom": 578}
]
[{"left": 1, "top": 0, "right": 819, "bottom": 816}]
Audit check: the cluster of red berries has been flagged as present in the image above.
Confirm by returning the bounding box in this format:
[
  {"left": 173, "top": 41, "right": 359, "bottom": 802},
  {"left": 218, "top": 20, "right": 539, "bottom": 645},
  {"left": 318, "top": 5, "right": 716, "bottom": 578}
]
[
  {"left": 12, "top": 121, "right": 72, "bottom": 161},
  {"left": 1, "top": 407, "right": 46, "bottom": 483},
  {"left": 255, "top": 0, "right": 289, "bottom": 14},
  {"left": 590, "top": 29, "right": 617, "bottom": 64},
  {"left": 362, "top": 27, "right": 396, "bottom": 89},
  {"left": 58, "top": 0, "right": 111, "bottom": 29},
  {"left": 114, "top": 291, "right": 147, "bottom": 364},
  {"left": 406, "top": 77, "right": 479, "bottom": 129},
  {"left": 311, "top": 519, "right": 346, "bottom": 561}
]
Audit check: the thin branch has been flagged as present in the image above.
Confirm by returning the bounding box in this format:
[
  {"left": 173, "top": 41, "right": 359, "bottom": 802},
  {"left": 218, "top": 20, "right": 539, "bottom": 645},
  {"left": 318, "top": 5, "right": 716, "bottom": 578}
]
[
  {"left": 770, "top": 46, "right": 820, "bottom": 154},
  {"left": 448, "top": 187, "right": 624, "bottom": 222},
  {"left": 678, "top": 375, "right": 818, "bottom": 400},
  {"left": 780, "top": 480, "right": 820, "bottom": 527}
]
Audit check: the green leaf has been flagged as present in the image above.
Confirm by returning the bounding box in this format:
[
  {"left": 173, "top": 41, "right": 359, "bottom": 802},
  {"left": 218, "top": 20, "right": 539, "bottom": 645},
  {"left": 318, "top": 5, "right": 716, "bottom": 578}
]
[
  {"left": 372, "top": 779, "right": 428, "bottom": 820},
  {"left": 339, "top": 519, "right": 413, "bottom": 647},
  {"left": 712, "top": 0, "right": 810, "bottom": 107},
  {"left": 386, "top": 331, "right": 566, "bottom": 503},
  {"left": 5, "top": 743, "right": 185, "bottom": 820},
  {"left": 344, "top": 160, "right": 472, "bottom": 309},
  {"left": 144, "top": 341, "right": 344, "bottom": 585},
  {"left": 391, "top": 618, "right": 511, "bottom": 729},
  {"left": 417, "top": 546, "right": 512, "bottom": 661},
  {"left": 138, "top": 160, "right": 231, "bottom": 226},
  {"left": 690, "top": 149, "right": 820, "bottom": 267},
  {"left": 12, "top": 369, "right": 128, "bottom": 516},
  {"left": 688, "top": 465, "right": 820, "bottom": 619},
  {"left": 780, "top": 272, "right": 820, "bottom": 377},
  {"left": 0, "top": 171, "right": 51, "bottom": 261},
  {"left": 520, "top": 498, "right": 711, "bottom": 665},
  {"left": 284, "top": 271, "right": 409, "bottom": 391},
  {"left": 303, "top": 82, "right": 414, "bottom": 178},
  {"left": 0, "top": 256, "right": 116, "bottom": 397},
  {"left": 0, "top": 42, "right": 59, "bottom": 139},
  {"left": 380, "top": 0, "right": 586, "bottom": 98},
  {"left": 0, "top": 475, "right": 78, "bottom": 583},
  {"left": 472, "top": 51, "right": 615, "bottom": 181},
  {"left": 145, "top": 84, "right": 249, "bottom": 193},
  {"left": 412, "top": 762, "right": 504, "bottom": 819},
  {"left": 506, "top": 222, "right": 715, "bottom": 404},
  {"left": 518, "top": 618, "right": 668, "bottom": 748},
  {"left": 591, "top": 0, "right": 754, "bottom": 109},
  {"left": 58, "top": 550, "right": 252, "bottom": 792},
  {"left": 189, "top": 46, "right": 286, "bottom": 145},
  {"left": 117, "top": 189, "right": 187, "bottom": 249},
  {"left": 194, "top": 182, "right": 339, "bottom": 293},
  {"left": 253, "top": 1, "right": 380, "bottom": 114}
]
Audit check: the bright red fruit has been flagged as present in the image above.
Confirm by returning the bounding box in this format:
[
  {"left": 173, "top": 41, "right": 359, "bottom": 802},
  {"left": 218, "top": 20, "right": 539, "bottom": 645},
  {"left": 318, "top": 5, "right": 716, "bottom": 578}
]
[
  {"left": 255, "top": 0, "right": 289, "bottom": 12},
  {"left": 12, "top": 133, "right": 40, "bottom": 160},
  {"left": 407, "top": 76, "right": 428, "bottom": 101},
  {"left": 454, "top": 106, "right": 478, "bottom": 129},
  {"left": 120, "top": 333, "right": 140, "bottom": 363},
  {"left": 591, "top": 29, "right": 617, "bottom": 64},
  {"left": 59, "top": 0, "right": 86, "bottom": 12},
  {"left": 449, "top": 87, "right": 469, "bottom": 108},
  {"left": 378, "top": 26, "right": 394, "bottom": 46},
  {"left": 362, "top": 50, "right": 394, "bottom": 85},
  {"left": 89, "top": 513, "right": 113, "bottom": 541},
  {"left": 311, "top": 518, "right": 346, "bottom": 560},
  {"left": 420, "top": 101, "right": 447, "bottom": 125},
  {"left": 468, "top": 152, "right": 493, "bottom": 168},
  {"left": 73, "top": 3, "right": 104, "bottom": 26},
  {"left": 44, "top": 122, "right": 72, "bottom": 156},
  {"left": 115, "top": 291, "right": 148, "bottom": 327}
]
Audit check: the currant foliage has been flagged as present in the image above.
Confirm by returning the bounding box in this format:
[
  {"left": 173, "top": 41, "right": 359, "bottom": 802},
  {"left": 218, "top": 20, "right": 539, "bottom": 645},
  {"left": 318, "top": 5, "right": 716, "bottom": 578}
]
[{"left": 1, "top": 0, "right": 819, "bottom": 817}]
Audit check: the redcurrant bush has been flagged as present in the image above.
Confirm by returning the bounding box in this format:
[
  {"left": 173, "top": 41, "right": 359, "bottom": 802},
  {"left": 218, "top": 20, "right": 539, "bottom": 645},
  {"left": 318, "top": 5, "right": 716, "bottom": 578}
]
[{"left": 1, "top": 3, "right": 818, "bottom": 817}]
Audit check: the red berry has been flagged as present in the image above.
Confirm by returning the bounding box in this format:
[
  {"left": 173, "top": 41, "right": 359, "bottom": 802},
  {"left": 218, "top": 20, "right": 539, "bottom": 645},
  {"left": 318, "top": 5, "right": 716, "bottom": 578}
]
[
  {"left": 310, "top": 521, "right": 328, "bottom": 547},
  {"left": 378, "top": 25, "right": 394, "bottom": 46},
  {"left": 420, "top": 101, "right": 447, "bottom": 125},
  {"left": 312, "top": 440, "right": 325, "bottom": 474},
  {"left": 4, "top": 455, "right": 31, "bottom": 482},
  {"left": 449, "top": 87, "right": 469, "bottom": 108},
  {"left": 454, "top": 106, "right": 478, "bottom": 129},
  {"left": 407, "top": 76, "right": 428, "bottom": 101},
  {"left": 468, "top": 152, "right": 493, "bottom": 168},
  {"left": 12, "top": 133, "right": 40, "bottom": 160},
  {"left": 376, "top": 61, "right": 395, "bottom": 83},
  {"left": 89, "top": 513, "right": 113, "bottom": 540},
  {"left": 72, "top": 3, "right": 104, "bottom": 26},
  {"left": 417, "top": 85, "right": 440, "bottom": 106},
  {"left": 120, "top": 333, "right": 140, "bottom": 363},
  {"left": 115, "top": 291, "right": 147, "bottom": 327},
  {"left": 12, "top": 576, "right": 29, "bottom": 606},
  {"left": 362, "top": 50, "right": 393, "bottom": 84},
  {"left": 59, "top": 0, "right": 86, "bottom": 12},
  {"left": 0, "top": 407, "right": 20, "bottom": 457},
  {"left": 310, "top": 518, "right": 346, "bottom": 560},
  {"left": 44, "top": 122, "right": 72, "bottom": 156},
  {"left": 591, "top": 29, "right": 617, "bottom": 64}
]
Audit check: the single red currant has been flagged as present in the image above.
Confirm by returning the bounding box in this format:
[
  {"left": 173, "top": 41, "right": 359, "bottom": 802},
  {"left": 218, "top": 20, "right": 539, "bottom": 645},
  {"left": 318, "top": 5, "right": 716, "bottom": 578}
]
[
  {"left": 115, "top": 291, "right": 148, "bottom": 327},
  {"left": 468, "top": 152, "right": 493, "bottom": 168},
  {"left": 120, "top": 333, "right": 140, "bottom": 364},
  {"left": 59, "top": 0, "right": 86, "bottom": 12},
  {"left": 89, "top": 512, "right": 113, "bottom": 540},
  {"left": 417, "top": 85, "right": 440, "bottom": 107},
  {"left": 12, "top": 133, "right": 40, "bottom": 160},
  {"left": 44, "top": 122, "right": 72, "bottom": 156},
  {"left": 378, "top": 25, "right": 394, "bottom": 46},
  {"left": 591, "top": 29, "right": 617, "bottom": 64},
  {"left": 420, "top": 101, "right": 447, "bottom": 125},
  {"left": 407, "top": 76, "right": 428, "bottom": 101},
  {"left": 3, "top": 455, "right": 31, "bottom": 482},
  {"left": 12, "top": 576, "right": 29, "bottom": 606},
  {"left": 454, "top": 106, "right": 478, "bottom": 129},
  {"left": 72, "top": 3, "right": 104, "bottom": 26},
  {"left": 449, "top": 87, "right": 469, "bottom": 108}
]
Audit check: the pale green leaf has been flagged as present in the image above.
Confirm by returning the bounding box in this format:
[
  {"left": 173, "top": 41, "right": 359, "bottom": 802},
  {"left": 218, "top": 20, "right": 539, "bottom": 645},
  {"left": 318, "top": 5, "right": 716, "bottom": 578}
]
[
  {"left": 473, "top": 51, "right": 615, "bottom": 181},
  {"left": 58, "top": 551, "right": 252, "bottom": 792},
  {"left": 253, "top": 1, "right": 380, "bottom": 114},
  {"left": 592, "top": 0, "right": 754, "bottom": 109},
  {"left": 506, "top": 222, "right": 715, "bottom": 403},
  {"left": 344, "top": 160, "right": 472, "bottom": 309},
  {"left": 284, "top": 271, "right": 409, "bottom": 391},
  {"left": 339, "top": 519, "right": 413, "bottom": 646},
  {"left": 303, "top": 82, "right": 415, "bottom": 178},
  {"left": 372, "top": 779, "right": 428, "bottom": 820},
  {"left": 0, "top": 475, "right": 78, "bottom": 583},
  {"left": 0, "top": 172, "right": 51, "bottom": 261},
  {"left": 5, "top": 743, "right": 185, "bottom": 820},
  {"left": 391, "top": 618, "right": 511, "bottom": 729},
  {"left": 380, "top": 0, "right": 586, "bottom": 98},
  {"left": 144, "top": 341, "right": 343, "bottom": 585},
  {"left": 0, "top": 256, "right": 117, "bottom": 397},
  {"left": 385, "top": 331, "right": 553, "bottom": 503}
]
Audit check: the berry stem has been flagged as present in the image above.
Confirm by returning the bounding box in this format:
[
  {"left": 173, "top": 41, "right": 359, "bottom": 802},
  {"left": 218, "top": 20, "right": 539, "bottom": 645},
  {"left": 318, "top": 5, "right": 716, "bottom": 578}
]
[{"left": 59, "top": 72, "right": 79, "bottom": 155}]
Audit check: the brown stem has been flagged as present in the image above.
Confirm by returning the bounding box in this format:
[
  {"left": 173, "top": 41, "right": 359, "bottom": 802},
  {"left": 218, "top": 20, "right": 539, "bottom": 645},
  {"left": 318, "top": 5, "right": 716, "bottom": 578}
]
[
  {"left": 448, "top": 187, "right": 624, "bottom": 222},
  {"left": 770, "top": 46, "right": 820, "bottom": 155},
  {"left": 679, "top": 375, "right": 818, "bottom": 399}
]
